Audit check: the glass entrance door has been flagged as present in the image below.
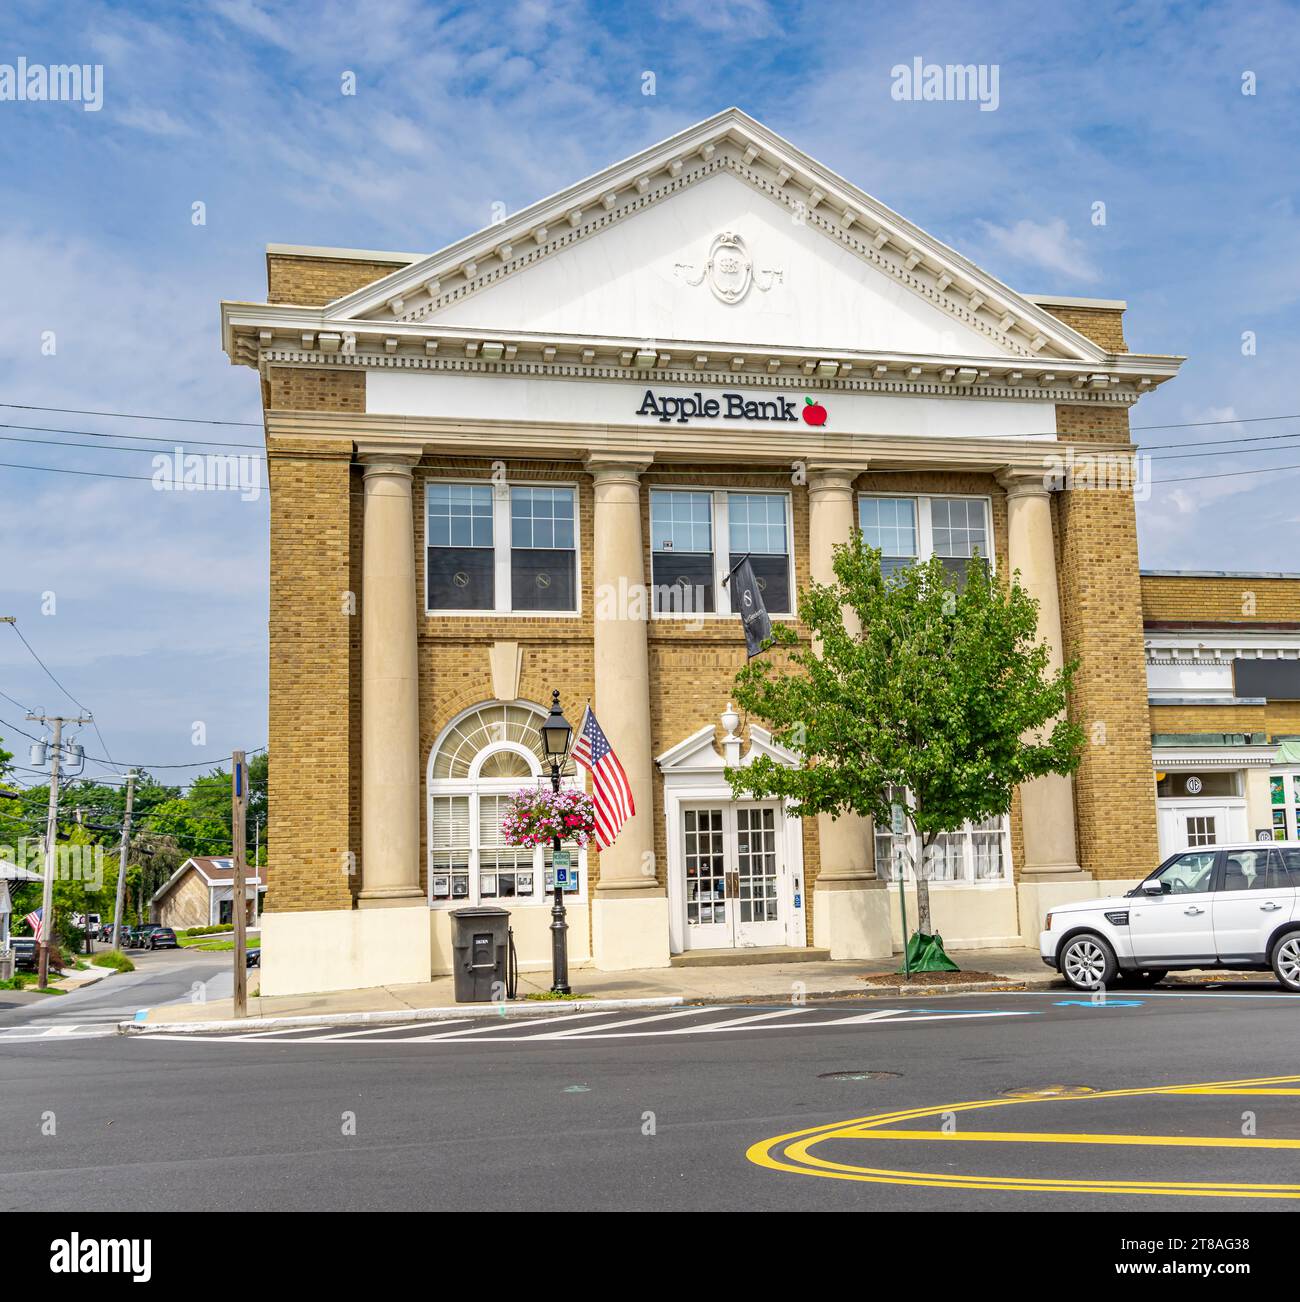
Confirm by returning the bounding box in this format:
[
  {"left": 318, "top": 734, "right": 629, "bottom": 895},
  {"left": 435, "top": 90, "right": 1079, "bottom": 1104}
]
[{"left": 682, "top": 803, "right": 785, "bottom": 950}]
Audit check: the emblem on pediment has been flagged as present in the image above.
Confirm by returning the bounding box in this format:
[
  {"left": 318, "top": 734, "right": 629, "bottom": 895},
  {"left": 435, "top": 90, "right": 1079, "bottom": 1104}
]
[{"left": 675, "top": 232, "right": 782, "bottom": 304}]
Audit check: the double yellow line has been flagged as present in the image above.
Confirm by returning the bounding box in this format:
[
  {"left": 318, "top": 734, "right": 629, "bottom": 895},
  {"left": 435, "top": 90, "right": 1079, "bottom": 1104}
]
[{"left": 746, "top": 1074, "right": 1300, "bottom": 1197}]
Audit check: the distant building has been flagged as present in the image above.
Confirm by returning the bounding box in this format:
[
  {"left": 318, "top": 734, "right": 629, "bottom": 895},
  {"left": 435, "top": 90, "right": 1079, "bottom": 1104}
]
[
  {"left": 1143, "top": 572, "right": 1300, "bottom": 854},
  {"left": 150, "top": 856, "right": 266, "bottom": 930}
]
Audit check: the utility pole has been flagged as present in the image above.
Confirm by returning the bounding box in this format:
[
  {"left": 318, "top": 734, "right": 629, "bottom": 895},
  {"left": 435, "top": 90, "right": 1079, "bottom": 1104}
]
[
  {"left": 231, "top": 751, "right": 248, "bottom": 1017},
  {"left": 26, "top": 712, "right": 92, "bottom": 988},
  {"left": 109, "top": 770, "right": 137, "bottom": 951}
]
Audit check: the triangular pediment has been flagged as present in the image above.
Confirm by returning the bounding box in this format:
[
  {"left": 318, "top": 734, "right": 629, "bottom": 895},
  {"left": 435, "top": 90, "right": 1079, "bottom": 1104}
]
[{"left": 332, "top": 109, "right": 1106, "bottom": 365}]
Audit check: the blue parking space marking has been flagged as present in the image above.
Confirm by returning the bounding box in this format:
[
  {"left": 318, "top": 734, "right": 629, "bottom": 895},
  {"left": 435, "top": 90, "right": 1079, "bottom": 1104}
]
[{"left": 1054, "top": 999, "right": 1143, "bottom": 1008}]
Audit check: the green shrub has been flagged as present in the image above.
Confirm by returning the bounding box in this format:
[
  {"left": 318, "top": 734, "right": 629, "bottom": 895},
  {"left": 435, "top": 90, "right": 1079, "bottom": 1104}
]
[{"left": 92, "top": 950, "right": 135, "bottom": 973}]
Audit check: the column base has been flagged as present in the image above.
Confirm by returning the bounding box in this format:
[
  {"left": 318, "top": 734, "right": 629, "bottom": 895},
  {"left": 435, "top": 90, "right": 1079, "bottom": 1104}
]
[
  {"left": 1019, "top": 862, "right": 1087, "bottom": 882},
  {"left": 259, "top": 905, "right": 431, "bottom": 997},
  {"left": 357, "top": 886, "right": 426, "bottom": 908},
  {"left": 592, "top": 890, "right": 671, "bottom": 971},
  {"left": 812, "top": 879, "right": 892, "bottom": 960}
]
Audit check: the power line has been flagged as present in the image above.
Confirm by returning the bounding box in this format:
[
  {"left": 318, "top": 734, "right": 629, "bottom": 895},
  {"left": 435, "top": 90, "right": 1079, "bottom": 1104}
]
[
  {"left": 0, "top": 402, "right": 261, "bottom": 427},
  {"left": 6, "top": 622, "right": 92, "bottom": 715},
  {"left": 0, "top": 424, "right": 265, "bottom": 454}
]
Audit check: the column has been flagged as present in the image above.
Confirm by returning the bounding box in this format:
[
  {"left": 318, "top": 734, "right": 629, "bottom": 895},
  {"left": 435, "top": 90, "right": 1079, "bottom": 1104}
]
[
  {"left": 587, "top": 456, "right": 670, "bottom": 969},
  {"left": 998, "top": 468, "right": 1084, "bottom": 880},
  {"left": 807, "top": 465, "right": 892, "bottom": 959},
  {"left": 358, "top": 446, "right": 423, "bottom": 906}
]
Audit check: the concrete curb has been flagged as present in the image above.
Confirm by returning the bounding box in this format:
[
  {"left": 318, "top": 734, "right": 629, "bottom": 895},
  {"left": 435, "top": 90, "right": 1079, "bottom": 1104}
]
[
  {"left": 704, "top": 977, "right": 1055, "bottom": 1003},
  {"left": 119, "top": 995, "right": 684, "bottom": 1036}
]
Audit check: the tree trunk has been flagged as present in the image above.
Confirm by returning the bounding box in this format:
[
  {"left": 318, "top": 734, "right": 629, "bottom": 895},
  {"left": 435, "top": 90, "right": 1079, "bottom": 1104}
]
[{"left": 915, "top": 830, "right": 934, "bottom": 934}]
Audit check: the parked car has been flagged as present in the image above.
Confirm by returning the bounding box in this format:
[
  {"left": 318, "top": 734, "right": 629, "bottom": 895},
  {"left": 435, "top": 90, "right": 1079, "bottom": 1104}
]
[
  {"left": 125, "top": 924, "right": 162, "bottom": 949},
  {"left": 1042, "top": 841, "right": 1300, "bottom": 992},
  {"left": 246, "top": 947, "right": 260, "bottom": 968},
  {"left": 145, "top": 927, "right": 178, "bottom": 951}
]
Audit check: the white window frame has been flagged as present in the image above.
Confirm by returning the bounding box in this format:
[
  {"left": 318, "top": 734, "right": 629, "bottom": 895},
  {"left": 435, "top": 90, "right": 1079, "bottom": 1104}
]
[
  {"left": 873, "top": 787, "right": 1013, "bottom": 886},
  {"left": 424, "top": 477, "right": 582, "bottom": 618},
  {"left": 857, "top": 492, "right": 996, "bottom": 575},
  {"left": 427, "top": 708, "right": 591, "bottom": 911},
  {"left": 649, "top": 487, "right": 796, "bottom": 620}
]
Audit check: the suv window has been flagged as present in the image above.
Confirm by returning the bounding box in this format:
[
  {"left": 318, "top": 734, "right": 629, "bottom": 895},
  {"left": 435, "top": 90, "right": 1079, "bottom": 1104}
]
[
  {"left": 1150, "top": 851, "right": 1217, "bottom": 894},
  {"left": 1219, "top": 848, "right": 1294, "bottom": 891}
]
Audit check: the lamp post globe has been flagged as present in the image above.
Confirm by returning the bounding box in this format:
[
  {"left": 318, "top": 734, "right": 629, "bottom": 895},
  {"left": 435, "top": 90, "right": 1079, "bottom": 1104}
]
[{"left": 541, "top": 689, "right": 573, "bottom": 767}]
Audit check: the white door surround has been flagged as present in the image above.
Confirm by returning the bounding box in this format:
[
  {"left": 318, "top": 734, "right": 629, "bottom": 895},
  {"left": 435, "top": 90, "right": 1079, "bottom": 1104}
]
[
  {"left": 657, "top": 713, "right": 806, "bottom": 955},
  {"left": 1156, "top": 798, "right": 1248, "bottom": 857}
]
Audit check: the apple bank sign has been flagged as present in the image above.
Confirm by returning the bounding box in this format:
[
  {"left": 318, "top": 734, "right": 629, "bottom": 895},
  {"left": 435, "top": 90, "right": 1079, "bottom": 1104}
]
[{"left": 636, "top": 389, "right": 827, "bottom": 427}]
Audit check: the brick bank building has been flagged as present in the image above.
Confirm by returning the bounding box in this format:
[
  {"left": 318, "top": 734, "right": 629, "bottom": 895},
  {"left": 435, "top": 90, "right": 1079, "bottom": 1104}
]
[{"left": 221, "top": 110, "right": 1196, "bottom": 998}]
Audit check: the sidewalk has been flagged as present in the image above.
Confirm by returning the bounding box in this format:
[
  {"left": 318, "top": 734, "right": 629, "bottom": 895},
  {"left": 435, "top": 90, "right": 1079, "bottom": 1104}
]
[{"left": 133, "top": 946, "right": 1057, "bottom": 1031}]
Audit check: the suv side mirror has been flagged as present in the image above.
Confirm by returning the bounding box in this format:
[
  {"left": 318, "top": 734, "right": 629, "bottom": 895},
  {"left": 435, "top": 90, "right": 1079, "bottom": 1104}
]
[{"left": 1141, "top": 880, "right": 1163, "bottom": 896}]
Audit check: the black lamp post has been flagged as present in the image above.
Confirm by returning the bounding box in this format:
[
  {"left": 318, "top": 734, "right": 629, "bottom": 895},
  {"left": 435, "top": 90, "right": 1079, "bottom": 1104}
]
[{"left": 540, "top": 689, "right": 574, "bottom": 995}]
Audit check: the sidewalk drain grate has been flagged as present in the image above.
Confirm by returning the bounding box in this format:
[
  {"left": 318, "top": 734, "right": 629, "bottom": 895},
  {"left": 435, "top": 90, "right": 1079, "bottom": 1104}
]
[
  {"left": 819, "top": 1070, "right": 900, "bottom": 1081},
  {"left": 1001, "top": 1084, "right": 1095, "bottom": 1099}
]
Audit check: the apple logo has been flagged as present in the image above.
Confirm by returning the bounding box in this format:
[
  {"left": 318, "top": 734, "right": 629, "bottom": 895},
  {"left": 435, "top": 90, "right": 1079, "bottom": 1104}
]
[{"left": 802, "top": 396, "right": 827, "bottom": 426}]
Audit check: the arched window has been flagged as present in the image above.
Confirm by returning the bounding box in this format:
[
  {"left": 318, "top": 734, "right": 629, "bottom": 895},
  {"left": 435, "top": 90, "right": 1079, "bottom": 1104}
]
[{"left": 427, "top": 702, "right": 586, "bottom": 907}]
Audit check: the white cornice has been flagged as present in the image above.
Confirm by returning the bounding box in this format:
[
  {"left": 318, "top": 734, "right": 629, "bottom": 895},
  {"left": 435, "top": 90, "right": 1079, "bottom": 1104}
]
[
  {"left": 312, "top": 108, "right": 1118, "bottom": 367},
  {"left": 224, "top": 303, "right": 1179, "bottom": 403}
]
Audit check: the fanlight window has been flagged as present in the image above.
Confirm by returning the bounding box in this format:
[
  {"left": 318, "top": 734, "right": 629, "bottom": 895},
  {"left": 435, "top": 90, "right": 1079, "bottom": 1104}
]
[
  {"left": 431, "top": 704, "right": 545, "bottom": 779},
  {"left": 427, "top": 702, "right": 586, "bottom": 907}
]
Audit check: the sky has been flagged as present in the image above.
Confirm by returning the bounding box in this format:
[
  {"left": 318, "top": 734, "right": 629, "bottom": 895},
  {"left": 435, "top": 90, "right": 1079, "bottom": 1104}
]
[{"left": 0, "top": 0, "right": 1297, "bottom": 780}]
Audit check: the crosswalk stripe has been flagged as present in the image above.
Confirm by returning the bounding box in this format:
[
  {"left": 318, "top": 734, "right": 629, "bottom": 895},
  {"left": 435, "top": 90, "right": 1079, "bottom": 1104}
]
[
  {"left": 404, "top": 1009, "right": 634, "bottom": 1043},
  {"left": 528, "top": 1006, "right": 721, "bottom": 1040},
  {"left": 679, "top": 1007, "right": 810, "bottom": 1033}
]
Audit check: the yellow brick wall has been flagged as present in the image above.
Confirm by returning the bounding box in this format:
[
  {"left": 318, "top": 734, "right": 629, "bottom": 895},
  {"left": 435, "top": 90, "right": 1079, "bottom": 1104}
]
[
  {"left": 1055, "top": 406, "right": 1160, "bottom": 879},
  {"left": 1141, "top": 575, "right": 1300, "bottom": 624},
  {"left": 267, "top": 366, "right": 365, "bottom": 413},
  {"left": 266, "top": 420, "right": 358, "bottom": 912},
  {"left": 267, "top": 253, "right": 412, "bottom": 306},
  {"left": 1038, "top": 305, "right": 1128, "bottom": 353},
  {"left": 1149, "top": 704, "right": 1267, "bottom": 733},
  {"left": 1054, "top": 404, "right": 1132, "bottom": 446}
]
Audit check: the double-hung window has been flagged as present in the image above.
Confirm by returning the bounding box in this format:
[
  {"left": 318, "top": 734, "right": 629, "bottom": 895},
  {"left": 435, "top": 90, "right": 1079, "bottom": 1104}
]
[
  {"left": 426, "top": 481, "right": 578, "bottom": 614},
  {"left": 650, "top": 489, "right": 793, "bottom": 617},
  {"left": 858, "top": 494, "right": 992, "bottom": 584},
  {"left": 873, "top": 786, "right": 1011, "bottom": 884}
]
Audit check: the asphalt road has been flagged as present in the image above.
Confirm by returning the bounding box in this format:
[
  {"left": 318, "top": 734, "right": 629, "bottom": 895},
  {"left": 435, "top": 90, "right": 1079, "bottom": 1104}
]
[
  {"left": 0, "top": 947, "right": 230, "bottom": 1033},
  {"left": 2, "top": 982, "right": 1298, "bottom": 1214}
]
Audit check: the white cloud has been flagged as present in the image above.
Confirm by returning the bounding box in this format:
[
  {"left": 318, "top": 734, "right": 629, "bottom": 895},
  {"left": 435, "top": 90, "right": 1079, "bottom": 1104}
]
[{"left": 978, "top": 217, "right": 1099, "bottom": 284}]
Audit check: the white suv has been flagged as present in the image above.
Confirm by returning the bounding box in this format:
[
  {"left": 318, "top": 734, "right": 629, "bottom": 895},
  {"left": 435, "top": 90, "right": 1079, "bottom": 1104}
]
[{"left": 1041, "top": 842, "right": 1300, "bottom": 992}]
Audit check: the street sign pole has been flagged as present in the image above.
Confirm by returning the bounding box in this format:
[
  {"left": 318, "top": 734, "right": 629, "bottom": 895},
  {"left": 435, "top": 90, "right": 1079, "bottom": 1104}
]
[{"left": 231, "top": 751, "right": 248, "bottom": 1017}]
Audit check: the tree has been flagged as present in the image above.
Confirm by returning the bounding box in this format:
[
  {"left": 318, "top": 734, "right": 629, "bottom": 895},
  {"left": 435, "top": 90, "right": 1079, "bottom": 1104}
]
[{"left": 726, "top": 535, "right": 1085, "bottom": 948}]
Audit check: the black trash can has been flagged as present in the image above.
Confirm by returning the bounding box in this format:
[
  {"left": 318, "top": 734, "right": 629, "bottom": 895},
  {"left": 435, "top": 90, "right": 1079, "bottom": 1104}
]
[{"left": 450, "top": 906, "right": 511, "bottom": 1002}]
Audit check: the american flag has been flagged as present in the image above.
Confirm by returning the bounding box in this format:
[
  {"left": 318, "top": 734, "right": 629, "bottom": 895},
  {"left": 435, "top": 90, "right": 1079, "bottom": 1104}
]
[
  {"left": 570, "top": 705, "right": 634, "bottom": 850},
  {"left": 24, "top": 906, "right": 44, "bottom": 942}
]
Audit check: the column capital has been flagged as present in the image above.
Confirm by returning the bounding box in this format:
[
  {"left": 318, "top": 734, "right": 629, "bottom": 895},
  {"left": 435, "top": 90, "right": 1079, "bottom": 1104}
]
[
  {"left": 996, "top": 465, "right": 1053, "bottom": 499},
  {"left": 806, "top": 463, "right": 867, "bottom": 496},
  {"left": 584, "top": 451, "right": 654, "bottom": 483},
  {"left": 356, "top": 442, "right": 421, "bottom": 480}
]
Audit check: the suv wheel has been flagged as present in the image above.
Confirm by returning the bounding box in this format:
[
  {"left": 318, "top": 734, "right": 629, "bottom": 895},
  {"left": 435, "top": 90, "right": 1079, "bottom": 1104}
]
[
  {"left": 1059, "top": 933, "right": 1118, "bottom": 991},
  {"left": 1271, "top": 932, "right": 1300, "bottom": 992}
]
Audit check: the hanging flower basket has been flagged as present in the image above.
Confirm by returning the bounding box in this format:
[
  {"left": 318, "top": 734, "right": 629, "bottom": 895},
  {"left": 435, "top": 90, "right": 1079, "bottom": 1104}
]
[{"left": 501, "top": 787, "right": 597, "bottom": 849}]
